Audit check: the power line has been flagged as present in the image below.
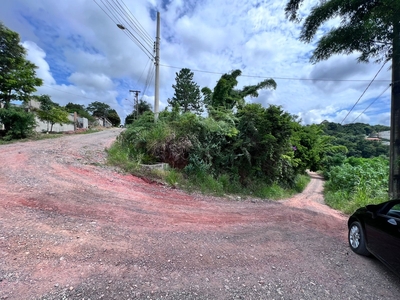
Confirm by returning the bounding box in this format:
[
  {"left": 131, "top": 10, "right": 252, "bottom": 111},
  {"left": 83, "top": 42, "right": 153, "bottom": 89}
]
[
  {"left": 93, "top": 0, "right": 155, "bottom": 60},
  {"left": 340, "top": 62, "right": 387, "bottom": 124},
  {"left": 351, "top": 84, "right": 391, "bottom": 123},
  {"left": 159, "top": 63, "right": 390, "bottom": 82},
  {"left": 115, "top": 0, "right": 154, "bottom": 46}
]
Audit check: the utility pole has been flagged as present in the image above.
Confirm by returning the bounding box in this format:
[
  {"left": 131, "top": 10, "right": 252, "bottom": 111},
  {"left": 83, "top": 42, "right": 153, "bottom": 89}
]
[
  {"left": 154, "top": 11, "right": 160, "bottom": 121},
  {"left": 129, "top": 90, "right": 140, "bottom": 120},
  {"left": 389, "top": 19, "right": 400, "bottom": 199}
]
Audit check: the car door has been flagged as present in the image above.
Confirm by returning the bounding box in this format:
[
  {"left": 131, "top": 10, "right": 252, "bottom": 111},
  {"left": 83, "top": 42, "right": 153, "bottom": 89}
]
[{"left": 364, "top": 203, "right": 400, "bottom": 276}]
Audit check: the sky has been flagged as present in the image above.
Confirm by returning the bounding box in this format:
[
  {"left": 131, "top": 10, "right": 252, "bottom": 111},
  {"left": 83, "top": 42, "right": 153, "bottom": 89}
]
[{"left": 0, "top": 0, "right": 392, "bottom": 125}]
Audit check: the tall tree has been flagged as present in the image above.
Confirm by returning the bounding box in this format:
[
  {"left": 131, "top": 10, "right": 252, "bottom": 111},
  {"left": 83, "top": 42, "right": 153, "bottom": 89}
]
[
  {"left": 0, "top": 23, "right": 42, "bottom": 107},
  {"left": 202, "top": 69, "right": 276, "bottom": 112},
  {"left": 168, "top": 68, "right": 203, "bottom": 114},
  {"left": 87, "top": 101, "right": 111, "bottom": 118},
  {"left": 107, "top": 109, "right": 121, "bottom": 127},
  {"left": 0, "top": 23, "right": 42, "bottom": 133},
  {"left": 284, "top": 0, "right": 400, "bottom": 197}
]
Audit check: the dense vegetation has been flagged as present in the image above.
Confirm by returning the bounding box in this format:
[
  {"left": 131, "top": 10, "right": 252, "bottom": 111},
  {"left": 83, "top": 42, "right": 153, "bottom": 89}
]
[
  {"left": 113, "top": 67, "right": 391, "bottom": 209},
  {"left": 321, "top": 121, "right": 389, "bottom": 158},
  {"left": 324, "top": 157, "right": 389, "bottom": 214},
  {"left": 109, "top": 69, "right": 336, "bottom": 199},
  {"left": 285, "top": 0, "right": 395, "bottom": 210},
  {"left": 320, "top": 122, "right": 390, "bottom": 212}
]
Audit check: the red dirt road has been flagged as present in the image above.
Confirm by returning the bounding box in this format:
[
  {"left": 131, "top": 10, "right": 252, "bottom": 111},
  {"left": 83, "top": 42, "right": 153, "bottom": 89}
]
[{"left": 0, "top": 129, "right": 399, "bottom": 299}]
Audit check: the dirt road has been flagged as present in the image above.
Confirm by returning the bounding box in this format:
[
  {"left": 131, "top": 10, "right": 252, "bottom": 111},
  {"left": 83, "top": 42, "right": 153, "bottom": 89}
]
[{"left": 0, "top": 129, "right": 399, "bottom": 299}]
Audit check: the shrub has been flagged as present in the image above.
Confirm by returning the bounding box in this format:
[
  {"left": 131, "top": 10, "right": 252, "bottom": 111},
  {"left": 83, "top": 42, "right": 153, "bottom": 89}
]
[
  {"left": 324, "top": 156, "right": 389, "bottom": 213},
  {"left": 0, "top": 107, "right": 36, "bottom": 140}
]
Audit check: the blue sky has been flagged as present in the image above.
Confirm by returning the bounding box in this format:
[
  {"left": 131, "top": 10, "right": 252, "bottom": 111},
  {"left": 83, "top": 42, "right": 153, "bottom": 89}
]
[{"left": 0, "top": 0, "right": 392, "bottom": 125}]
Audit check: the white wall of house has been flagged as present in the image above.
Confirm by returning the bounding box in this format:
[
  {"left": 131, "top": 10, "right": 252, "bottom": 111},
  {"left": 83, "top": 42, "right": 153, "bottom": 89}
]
[
  {"left": 35, "top": 113, "right": 88, "bottom": 132},
  {"left": 93, "top": 117, "right": 112, "bottom": 128}
]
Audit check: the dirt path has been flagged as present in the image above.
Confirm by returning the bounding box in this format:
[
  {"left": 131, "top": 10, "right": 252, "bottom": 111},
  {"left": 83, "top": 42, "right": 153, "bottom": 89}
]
[{"left": 0, "top": 129, "right": 399, "bottom": 299}]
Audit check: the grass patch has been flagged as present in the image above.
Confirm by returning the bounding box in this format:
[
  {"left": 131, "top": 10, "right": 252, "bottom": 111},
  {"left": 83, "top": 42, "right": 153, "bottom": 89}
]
[
  {"left": 323, "top": 157, "right": 389, "bottom": 214},
  {"left": 324, "top": 188, "right": 388, "bottom": 215},
  {"left": 106, "top": 142, "right": 141, "bottom": 173}
]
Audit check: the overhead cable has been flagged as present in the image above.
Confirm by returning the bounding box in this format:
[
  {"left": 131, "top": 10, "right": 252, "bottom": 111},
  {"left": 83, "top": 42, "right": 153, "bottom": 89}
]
[
  {"left": 351, "top": 84, "right": 391, "bottom": 123},
  {"left": 159, "top": 63, "right": 390, "bottom": 82},
  {"left": 93, "top": 0, "right": 155, "bottom": 60},
  {"left": 340, "top": 62, "right": 387, "bottom": 124}
]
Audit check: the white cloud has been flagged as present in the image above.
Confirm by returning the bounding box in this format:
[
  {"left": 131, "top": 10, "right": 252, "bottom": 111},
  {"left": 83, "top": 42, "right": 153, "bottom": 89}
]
[
  {"left": 68, "top": 73, "right": 114, "bottom": 91},
  {"left": 22, "top": 41, "right": 55, "bottom": 85}
]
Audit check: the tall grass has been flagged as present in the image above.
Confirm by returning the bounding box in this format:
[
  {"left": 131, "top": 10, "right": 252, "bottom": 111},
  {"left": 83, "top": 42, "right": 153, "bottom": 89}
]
[
  {"left": 324, "top": 156, "right": 389, "bottom": 214},
  {"left": 106, "top": 141, "right": 142, "bottom": 173}
]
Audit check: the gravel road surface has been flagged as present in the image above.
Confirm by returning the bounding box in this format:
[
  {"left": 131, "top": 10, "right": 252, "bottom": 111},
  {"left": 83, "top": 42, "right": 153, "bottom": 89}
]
[{"left": 0, "top": 129, "right": 399, "bottom": 299}]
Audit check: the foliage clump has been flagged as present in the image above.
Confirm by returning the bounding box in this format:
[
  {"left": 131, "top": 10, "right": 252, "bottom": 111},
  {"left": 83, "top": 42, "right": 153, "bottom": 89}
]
[
  {"left": 109, "top": 69, "right": 328, "bottom": 198},
  {"left": 324, "top": 157, "right": 389, "bottom": 214}
]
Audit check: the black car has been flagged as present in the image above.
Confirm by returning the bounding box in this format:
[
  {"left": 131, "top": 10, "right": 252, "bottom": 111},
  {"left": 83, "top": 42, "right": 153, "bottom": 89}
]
[{"left": 348, "top": 199, "right": 400, "bottom": 277}]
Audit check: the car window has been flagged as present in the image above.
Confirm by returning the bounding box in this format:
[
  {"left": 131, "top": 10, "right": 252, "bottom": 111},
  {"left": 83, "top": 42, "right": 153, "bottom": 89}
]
[{"left": 387, "top": 203, "right": 400, "bottom": 219}]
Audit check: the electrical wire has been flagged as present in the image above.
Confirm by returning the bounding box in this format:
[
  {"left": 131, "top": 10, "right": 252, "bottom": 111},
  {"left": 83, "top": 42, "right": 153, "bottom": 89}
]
[
  {"left": 159, "top": 63, "right": 390, "bottom": 82},
  {"left": 141, "top": 63, "right": 155, "bottom": 100},
  {"left": 340, "top": 62, "right": 387, "bottom": 124},
  {"left": 107, "top": 0, "right": 154, "bottom": 49},
  {"left": 114, "top": 0, "right": 154, "bottom": 46},
  {"left": 93, "top": 0, "right": 155, "bottom": 60},
  {"left": 351, "top": 84, "right": 391, "bottom": 123}
]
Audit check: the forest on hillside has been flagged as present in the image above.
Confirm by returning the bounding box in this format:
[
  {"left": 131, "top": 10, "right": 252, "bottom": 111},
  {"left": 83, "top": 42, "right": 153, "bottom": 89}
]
[{"left": 321, "top": 121, "right": 389, "bottom": 158}]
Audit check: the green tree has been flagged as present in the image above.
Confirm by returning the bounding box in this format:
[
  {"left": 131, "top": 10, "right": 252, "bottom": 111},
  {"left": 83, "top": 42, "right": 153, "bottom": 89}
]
[
  {"left": 87, "top": 101, "right": 112, "bottom": 118},
  {"left": 107, "top": 109, "right": 121, "bottom": 127},
  {"left": 285, "top": 0, "right": 400, "bottom": 63},
  {"left": 291, "top": 123, "right": 347, "bottom": 173},
  {"left": 202, "top": 69, "right": 276, "bottom": 113},
  {"left": 232, "top": 104, "right": 294, "bottom": 186},
  {"left": 0, "top": 23, "right": 42, "bottom": 132},
  {"left": 125, "top": 100, "right": 152, "bottom": 125},
  {"left": 167, "top": 68, "right": 203, "bottom": 114},
  {"left": 65, "top": 102, "right": 94, "bottom": 122},
  {"left": 0, "top": 107, "right": 36, "bottom": 139},
  {"left": 35, "top": 95, "right": 70, "bottom": 132}
]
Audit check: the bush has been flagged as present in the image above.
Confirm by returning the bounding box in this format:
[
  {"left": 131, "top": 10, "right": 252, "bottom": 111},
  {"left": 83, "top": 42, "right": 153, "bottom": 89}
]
[
  {"left": 324, "top": 156, "right": 389, "bottom": 214},
  {"left": 0, "top": 107, "right": 36, "bottom": 140},
  {"left": 110, "top": 107, "right": 310, "bottom": 199}
]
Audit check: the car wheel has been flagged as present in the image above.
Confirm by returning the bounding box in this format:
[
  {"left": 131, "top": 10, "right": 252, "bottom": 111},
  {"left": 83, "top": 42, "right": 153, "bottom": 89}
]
[{"left": 348, "top": 221, "right": 370, "bottom": 256}]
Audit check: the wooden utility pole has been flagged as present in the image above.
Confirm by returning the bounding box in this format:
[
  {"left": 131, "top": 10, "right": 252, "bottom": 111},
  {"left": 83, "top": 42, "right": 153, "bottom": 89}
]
[
  {"left": 154, "top": 11, "right": 160, "bottom": 121},
  {"left": 129, "top": 90, "right": 140, "bottom": 120},
  {"left": 389, "top": 19, "right": 400, "bottom": 199}
]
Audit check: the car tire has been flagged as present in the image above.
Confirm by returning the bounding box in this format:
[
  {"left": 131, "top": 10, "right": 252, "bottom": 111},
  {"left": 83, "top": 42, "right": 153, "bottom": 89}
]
[{"left": 348, "top": 221, "right": 370, "bottom": 256}]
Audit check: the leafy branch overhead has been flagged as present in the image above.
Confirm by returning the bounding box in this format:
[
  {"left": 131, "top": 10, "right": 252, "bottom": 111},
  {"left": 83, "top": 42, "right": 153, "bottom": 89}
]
[
  {"left": 202, "top": 69, "right": 276, "bottom": 112},
  {"left": 285, "top": 0, "right": 400, "bottom": 63}
]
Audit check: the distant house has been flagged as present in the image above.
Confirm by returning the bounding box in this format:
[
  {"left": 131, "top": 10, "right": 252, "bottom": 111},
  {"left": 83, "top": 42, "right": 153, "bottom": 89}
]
[
  {"left": 93, "top": 116, "right": 112, "bottom": 128},
  {"left": 1, "top": 99, "right": 89, "bottom": 133},
  {"left": 26, "top": 99, "right": 89, "bottom": 133},
  {"left": 365, "top": 137, "right": 381, "bottom": 142},
  {"left": 33, "top": 113, "right": 89, "bottom": 133},
  {"left": 366, "top": 131, "right": 390, "bottom": 145},
  {"left": 377, "top": 131, "right": 390, "bottom": 146}
]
